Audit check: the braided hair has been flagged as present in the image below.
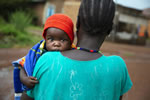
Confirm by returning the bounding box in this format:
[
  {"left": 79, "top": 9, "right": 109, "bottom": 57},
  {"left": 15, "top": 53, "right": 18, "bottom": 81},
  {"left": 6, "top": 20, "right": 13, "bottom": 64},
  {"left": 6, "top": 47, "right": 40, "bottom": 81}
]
[{"left": 77, "top": 0, "right": 115, "bottom": 35}]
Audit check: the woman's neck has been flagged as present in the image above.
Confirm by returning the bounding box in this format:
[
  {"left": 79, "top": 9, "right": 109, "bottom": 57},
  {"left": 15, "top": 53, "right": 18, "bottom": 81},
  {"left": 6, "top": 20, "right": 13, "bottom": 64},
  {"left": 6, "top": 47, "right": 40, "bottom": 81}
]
[
  {"left": 77, "top": 41, "right": 101, "bottom": 51},
  {"left": 76, "top": 31, "right": 105, "bottom": 51}
]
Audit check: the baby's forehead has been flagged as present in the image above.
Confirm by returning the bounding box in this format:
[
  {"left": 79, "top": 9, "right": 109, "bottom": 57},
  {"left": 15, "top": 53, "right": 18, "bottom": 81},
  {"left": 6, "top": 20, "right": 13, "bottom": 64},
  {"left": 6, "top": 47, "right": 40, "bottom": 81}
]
[
  {"left": 46, "top": 28, "right": 69, "bottom": 38},
  {"left": 46, "top": 28, "right": 62, "bottom": 34}
]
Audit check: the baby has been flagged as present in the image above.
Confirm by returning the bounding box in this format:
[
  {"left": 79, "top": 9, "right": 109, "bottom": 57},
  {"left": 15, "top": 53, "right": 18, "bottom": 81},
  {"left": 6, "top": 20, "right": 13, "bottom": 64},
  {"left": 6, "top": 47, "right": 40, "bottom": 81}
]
[{"left": 12, "top": 14, "right": 74, "bottom": 97}]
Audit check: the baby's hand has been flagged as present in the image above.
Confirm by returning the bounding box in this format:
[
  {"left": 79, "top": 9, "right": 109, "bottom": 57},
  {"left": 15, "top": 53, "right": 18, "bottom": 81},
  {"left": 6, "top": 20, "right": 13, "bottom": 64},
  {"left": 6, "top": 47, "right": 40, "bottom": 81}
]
[{"left": 25, "top": 76, "right": 39, "bottom": 89}]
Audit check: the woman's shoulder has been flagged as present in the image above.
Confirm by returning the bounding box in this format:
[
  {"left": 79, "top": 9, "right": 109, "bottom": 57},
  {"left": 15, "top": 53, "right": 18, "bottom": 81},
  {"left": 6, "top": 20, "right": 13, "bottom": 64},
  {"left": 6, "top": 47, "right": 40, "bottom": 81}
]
[
  {"left": 103, "top": 55, "right": 126, "bottom": 65},
  {"left": 104, "top": 55, "right": 124, "bottom": 60}
]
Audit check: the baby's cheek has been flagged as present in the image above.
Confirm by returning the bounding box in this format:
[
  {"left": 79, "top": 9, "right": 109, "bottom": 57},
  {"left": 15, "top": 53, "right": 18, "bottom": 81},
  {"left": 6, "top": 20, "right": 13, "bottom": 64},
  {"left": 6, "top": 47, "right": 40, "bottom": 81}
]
[
  {"left": 46, "top": 43, "right": 52, "bottom": 51},
  {"left": 63, "top": 44, "right": 71, "bottom": 50}
]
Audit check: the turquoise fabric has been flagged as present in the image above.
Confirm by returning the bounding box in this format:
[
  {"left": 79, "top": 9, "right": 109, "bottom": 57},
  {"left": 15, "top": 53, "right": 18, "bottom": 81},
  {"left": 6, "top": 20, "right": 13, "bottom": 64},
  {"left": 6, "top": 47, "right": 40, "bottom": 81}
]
[{"left": 27, "top": 52, "right": 132, "bottom": 100}]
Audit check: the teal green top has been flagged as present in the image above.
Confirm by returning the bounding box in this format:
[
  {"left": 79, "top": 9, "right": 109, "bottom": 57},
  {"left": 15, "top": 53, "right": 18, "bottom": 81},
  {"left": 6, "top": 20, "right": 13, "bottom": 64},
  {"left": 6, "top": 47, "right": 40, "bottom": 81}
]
[{"left": 27, "top": 52, "right": 132, "bottom": 100}]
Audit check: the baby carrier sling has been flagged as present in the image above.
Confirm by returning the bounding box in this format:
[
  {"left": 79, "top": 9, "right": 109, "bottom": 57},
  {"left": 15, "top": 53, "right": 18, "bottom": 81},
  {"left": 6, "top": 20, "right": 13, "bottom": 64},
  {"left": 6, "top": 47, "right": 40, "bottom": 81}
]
[{"left": 12, "top": 40, "right": 45, "bottom": 100}]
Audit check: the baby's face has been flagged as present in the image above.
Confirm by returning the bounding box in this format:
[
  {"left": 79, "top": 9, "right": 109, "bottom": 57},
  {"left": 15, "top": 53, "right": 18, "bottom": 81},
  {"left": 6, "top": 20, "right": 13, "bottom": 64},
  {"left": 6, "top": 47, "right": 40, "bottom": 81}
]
[{"left": 45, "top": 28, "right": 71, "bottom": 51}]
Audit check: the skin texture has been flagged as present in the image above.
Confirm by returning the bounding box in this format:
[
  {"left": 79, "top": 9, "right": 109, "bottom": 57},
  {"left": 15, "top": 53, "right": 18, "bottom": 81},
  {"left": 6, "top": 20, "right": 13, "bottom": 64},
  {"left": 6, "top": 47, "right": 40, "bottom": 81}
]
[
  {"left": 21, "top": 92, "right": 33, "bottom": 100},
  {"left": 20, "top": 27, "right": 72, "bottom": 89},
  {"left": 20, "top": 67, "right": 38, "bottom": 89},
  {"left": 45, "top": 28, "right": 71, "bottom": 51}
]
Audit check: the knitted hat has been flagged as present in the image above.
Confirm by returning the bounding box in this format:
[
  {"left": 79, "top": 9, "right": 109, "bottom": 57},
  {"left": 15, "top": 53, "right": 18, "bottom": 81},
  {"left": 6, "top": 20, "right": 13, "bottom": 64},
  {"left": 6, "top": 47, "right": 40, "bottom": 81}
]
[{"left": 43, "top": 14, "right": 74, "bottom": 43}]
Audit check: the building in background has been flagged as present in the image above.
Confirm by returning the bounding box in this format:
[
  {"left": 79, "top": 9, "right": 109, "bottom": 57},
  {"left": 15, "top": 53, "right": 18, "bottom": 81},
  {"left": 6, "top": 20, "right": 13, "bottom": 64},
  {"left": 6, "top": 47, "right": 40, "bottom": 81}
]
[
  {"left": 111, "top": 4, "right": 150, "bottom": 45},
  {"left": 29, "top": 0, "right": 65, "bottom": 25},
  {"left": 30, "top": 0, "right": 80, "bottom": 26},
  {"left": 31, "top": 0, "right": 150, "bottom": 45}
]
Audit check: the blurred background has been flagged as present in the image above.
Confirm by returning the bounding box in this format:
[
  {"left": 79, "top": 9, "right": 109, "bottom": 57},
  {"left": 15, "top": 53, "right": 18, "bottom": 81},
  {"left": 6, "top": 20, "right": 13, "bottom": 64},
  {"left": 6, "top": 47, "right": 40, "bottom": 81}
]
[{"left": 0, "top": 0, "right": 150, "bottom": 100}]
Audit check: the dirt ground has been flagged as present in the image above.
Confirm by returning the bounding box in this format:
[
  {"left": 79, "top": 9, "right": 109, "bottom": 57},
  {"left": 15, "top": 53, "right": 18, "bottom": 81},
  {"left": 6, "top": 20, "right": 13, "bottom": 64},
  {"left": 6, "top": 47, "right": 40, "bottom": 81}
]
[{"left": 0, "top": 41, "right": 150, "bottom": 100}]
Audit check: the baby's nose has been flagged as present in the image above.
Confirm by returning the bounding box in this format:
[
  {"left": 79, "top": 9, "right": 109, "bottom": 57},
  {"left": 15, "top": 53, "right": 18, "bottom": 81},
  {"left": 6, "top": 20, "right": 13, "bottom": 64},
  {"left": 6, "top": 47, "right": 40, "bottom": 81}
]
[{"left": 53, "top": 41, "right": 61, "bottom": 47}]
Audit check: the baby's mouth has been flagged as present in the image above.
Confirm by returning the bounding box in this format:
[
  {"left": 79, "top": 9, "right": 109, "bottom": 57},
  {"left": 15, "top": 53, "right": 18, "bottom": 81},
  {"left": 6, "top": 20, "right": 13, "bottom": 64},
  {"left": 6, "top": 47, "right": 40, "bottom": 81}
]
[
  {"left": 54, "top": 49, "right": 60, "bottom": 51},
  {"left": 52, "top": 48, "right": 60, "bottom": 51}
]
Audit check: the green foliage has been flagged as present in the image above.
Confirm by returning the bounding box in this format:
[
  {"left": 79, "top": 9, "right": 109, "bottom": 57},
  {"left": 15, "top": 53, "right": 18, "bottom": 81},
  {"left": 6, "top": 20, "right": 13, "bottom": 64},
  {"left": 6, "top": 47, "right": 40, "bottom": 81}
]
[
  {"left": 0, "top": 24, "right": 42, "bottom": 48},
  {"left": 0, "top": 14, "right": 42, "bottom": 48},
  {"left": 0, "top": 23, "right": 27, "bottom": 47},
  {"left": 27, "top": 25, "right": 43, "bottom": 31},
  {"left": 0, "top": 24, "right": 19, "bottom": 36},
  {"left": 10, "top": 11, "right": 32, "bottom": 32},
  {"left": 0, "top": 16, "right": 6, "bottom": 24}
]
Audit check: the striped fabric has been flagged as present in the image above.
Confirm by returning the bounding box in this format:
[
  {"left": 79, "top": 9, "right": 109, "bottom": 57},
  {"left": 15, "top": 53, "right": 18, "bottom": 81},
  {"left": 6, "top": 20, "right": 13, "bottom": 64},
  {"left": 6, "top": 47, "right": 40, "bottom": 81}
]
[{"left": 12, "top": 40, "right": 46, "bottom": 100}]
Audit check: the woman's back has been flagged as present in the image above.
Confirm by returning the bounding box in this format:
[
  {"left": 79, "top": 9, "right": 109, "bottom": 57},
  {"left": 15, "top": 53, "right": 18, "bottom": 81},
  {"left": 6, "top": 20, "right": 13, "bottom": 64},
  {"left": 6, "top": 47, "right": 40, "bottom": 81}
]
[{"left": 27, "top": 52, "right": 132, "bottom": 100}]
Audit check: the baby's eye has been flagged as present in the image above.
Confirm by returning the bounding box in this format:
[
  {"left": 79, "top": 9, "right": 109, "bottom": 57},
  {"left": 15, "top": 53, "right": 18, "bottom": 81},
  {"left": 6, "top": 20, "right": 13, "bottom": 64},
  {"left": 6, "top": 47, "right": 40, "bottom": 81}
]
[
  {"left": 60, "top": 39, "right": 68, "bottom": 42},
  {"left": 48, "top": 37, "right": 54, "bottom": 41}
]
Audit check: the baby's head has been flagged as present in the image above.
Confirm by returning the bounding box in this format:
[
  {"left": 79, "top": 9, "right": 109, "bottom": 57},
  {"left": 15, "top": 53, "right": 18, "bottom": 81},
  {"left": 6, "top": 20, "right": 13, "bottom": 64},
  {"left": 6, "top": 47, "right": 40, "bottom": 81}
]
[{"left": 42, "top": 14, "right": 74, "bottom": 51}]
